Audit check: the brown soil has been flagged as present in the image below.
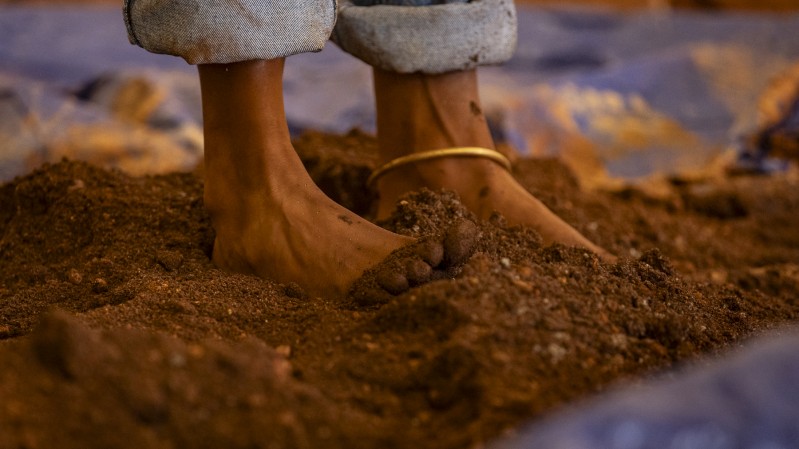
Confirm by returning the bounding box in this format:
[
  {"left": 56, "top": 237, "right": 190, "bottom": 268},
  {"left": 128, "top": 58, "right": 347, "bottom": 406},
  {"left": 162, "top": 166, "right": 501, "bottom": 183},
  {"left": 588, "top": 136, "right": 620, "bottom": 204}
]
[{"left": 1, "top": 130, "right": 798, "bottom": 449}]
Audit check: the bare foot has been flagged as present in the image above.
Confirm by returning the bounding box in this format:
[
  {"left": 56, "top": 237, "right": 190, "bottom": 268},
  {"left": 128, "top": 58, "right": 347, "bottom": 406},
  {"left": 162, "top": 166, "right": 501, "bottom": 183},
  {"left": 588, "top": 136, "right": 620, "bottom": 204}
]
[
  {"left": 199, "top": 59, "right": 417, "bottom": 297},
  {"left": 372, "top": 68, "right": 615, "bottom": 261}
]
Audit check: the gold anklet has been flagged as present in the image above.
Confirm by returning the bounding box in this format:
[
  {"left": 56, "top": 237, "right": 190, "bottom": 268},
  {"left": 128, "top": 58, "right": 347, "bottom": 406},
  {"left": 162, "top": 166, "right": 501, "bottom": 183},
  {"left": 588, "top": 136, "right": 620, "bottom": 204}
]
[{"left": 367, "top": 147, "right": 512, "bottom": 188}]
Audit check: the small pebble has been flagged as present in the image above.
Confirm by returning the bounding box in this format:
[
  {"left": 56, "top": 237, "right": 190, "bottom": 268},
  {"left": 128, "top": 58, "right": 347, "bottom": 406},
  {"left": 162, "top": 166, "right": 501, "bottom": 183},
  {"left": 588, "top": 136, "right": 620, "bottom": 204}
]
[
  {"left": 283, "top": 282, "right": 307, "bottom": 299},
  {"left": 91, "top": 278, "right": 108, "bottom": 293},
  {"left": 67, "top": 268, "right": 83, "bottom": 285},
  {"left": 547, "top": 343, "right": 567, "bottom": 363},
  {"left": 155, "top": 250, "right": 183, "bottom": 272},
  {"left": 68, "top": 179, "right": 85, "bottom": 192},
  {"left": 276, "top": 345, "right": 292, "bottom": 357},
  {"left": 512, "top": 279, "right": 534, "bottom": 292}
]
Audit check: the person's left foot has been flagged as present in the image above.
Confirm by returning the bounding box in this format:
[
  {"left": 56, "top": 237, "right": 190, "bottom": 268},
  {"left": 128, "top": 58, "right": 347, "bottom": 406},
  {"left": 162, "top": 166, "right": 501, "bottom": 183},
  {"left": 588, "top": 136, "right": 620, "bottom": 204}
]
[{"left": 372, "top": 68, "right": 615, "bottom": 261}]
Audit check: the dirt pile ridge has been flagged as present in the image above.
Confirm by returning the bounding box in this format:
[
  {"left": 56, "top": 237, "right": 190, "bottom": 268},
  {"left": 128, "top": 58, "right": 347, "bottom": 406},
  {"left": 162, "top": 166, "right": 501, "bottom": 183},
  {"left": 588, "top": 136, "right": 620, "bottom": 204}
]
[{"left": 1, "top": 131, "right": 798, "bottom": 449}]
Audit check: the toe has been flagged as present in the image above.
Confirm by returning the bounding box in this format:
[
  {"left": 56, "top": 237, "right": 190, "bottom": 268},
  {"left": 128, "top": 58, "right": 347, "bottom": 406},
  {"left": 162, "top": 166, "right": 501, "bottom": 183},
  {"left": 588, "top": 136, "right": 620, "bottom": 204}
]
[
  {"left": 415, "top": 238, "right": 445, "bottom": 268},
  {"left": 443, "top": 219, "right": 480, "bottom": 267},
  {"left": 376, "top": 267, "right": 410, "bottom": 295},
  {"left": 404, "top": 258, "right": 433, "bottom": 286}
]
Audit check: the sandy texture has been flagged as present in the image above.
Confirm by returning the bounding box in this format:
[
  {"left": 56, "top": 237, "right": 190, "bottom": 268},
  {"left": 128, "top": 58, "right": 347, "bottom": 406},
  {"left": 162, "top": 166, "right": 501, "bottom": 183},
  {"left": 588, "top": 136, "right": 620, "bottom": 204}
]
[{"left": 1, "top": 130, "right": 798, "bottom": 448}]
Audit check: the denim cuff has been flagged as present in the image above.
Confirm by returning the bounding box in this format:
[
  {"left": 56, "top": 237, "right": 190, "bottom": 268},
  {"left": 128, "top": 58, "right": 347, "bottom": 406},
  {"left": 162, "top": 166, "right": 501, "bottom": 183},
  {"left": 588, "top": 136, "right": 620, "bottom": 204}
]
[
  {"left": 331, "top": 0, "right": 517, "bottom": 74},
  {"left": 124, "top": 0, "right": 337, "bottom": 65}
]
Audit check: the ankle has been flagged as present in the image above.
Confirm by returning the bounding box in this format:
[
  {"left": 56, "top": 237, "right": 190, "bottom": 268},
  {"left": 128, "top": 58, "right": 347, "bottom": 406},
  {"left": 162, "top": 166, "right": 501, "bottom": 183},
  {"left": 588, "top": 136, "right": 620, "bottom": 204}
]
[
  {"left": 374, "top": 156, "right": 505, "bottom": 220},
  {"left": 198, "top": 57, "right": 313, "bottom": 214},
  {"left": 373, "top": 68, "right": 495, "bottom": 164}
]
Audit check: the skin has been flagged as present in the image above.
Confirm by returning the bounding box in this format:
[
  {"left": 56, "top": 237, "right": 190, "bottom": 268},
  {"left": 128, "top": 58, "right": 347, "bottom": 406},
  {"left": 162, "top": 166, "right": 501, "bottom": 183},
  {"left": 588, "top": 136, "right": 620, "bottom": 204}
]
[
  {"left": 199, "top": 59, "right": 613, "bottom": 297},
  {"left": 372, "top": 68, "right": 615, "bottom": 261},
  {"left": 199, "top": 59, "right": 411, "bottom": 298}
]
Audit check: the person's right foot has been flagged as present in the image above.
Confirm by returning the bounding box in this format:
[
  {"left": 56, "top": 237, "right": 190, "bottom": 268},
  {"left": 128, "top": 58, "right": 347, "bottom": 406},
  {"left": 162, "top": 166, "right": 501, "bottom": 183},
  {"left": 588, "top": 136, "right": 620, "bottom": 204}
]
[{"left": 200, "top": 59, "right": 476, "bottom": 298}]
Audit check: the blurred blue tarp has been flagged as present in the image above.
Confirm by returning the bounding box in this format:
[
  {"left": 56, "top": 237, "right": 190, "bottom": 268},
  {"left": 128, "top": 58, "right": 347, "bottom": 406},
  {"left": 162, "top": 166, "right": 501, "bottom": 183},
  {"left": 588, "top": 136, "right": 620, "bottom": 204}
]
[
  {"left": 492, "top": 330, "right": 799, "bottom": 449},
  {"left": 1, "top": 5, "right": 798, "bottom": 184}
]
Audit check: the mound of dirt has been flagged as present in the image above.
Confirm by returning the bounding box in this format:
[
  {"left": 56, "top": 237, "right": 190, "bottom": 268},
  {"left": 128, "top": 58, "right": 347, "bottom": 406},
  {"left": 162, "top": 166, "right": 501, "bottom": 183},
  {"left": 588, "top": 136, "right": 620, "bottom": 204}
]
[{"left": 1, "top": 131, "right": 798, "bottom": 449}]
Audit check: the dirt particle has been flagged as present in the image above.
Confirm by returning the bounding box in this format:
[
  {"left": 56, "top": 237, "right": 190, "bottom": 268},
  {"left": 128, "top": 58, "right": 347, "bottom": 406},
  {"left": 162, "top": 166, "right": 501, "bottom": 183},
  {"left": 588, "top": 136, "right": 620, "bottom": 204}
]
[
  {"left": 276, "top": 345, "right": 292, "bottom": 358},
  {"left": 91, "top": 278, "right": 109, "bottom": 293},
  {"left": 67, "top": 268, "right": 83, "bottom": 285},
  {"left": 638, "top": 249, "right": 675, "bottom": 276},
  {"left": 547, "top": 343, "right": 568, "bottom": 363},
  {"left": 512, "top": 279, "right": 534, "bottom": 292},
  {"left": 156, "top": 250, "right": 184, "bottom": 272},
  {"left": 338, "top": 214, "right": 353, "bottom": 225},
  {"left": 469, "top": 101, "right": 482, "bottom": 116},
  {"left": 0, "top": 325, "right": 13, "bottom": 338},
  {"left": 68, "top": 179, "right": 85, "bottom": 192},
  {"left": 283, "top": 282, "right": 307, "bottom": 299}
]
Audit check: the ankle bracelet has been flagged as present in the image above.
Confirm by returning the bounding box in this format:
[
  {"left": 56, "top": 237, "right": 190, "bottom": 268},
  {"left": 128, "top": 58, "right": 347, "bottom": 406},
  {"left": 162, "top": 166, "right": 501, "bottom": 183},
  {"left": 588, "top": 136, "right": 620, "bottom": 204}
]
[{"left": 367, "top": 147, "right": 513, "bottom": 188}]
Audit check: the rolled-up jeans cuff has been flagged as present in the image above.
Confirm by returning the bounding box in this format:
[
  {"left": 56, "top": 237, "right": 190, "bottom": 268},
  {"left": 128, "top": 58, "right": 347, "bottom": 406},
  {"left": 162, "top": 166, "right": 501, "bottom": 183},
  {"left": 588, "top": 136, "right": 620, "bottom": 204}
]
[
  {"left": 331, "top": 0, "right": 517, "bottom": 74},
  {"left": 123, "top": 0, "right": 338, "bottom": 65}
]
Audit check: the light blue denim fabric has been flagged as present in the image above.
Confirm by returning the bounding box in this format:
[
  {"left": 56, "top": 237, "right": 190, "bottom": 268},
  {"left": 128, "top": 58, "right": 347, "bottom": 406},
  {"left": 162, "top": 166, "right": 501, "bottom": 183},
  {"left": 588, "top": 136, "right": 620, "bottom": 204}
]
[
  {"left": 492, "top": 331, "right": 799, "bottom": 449},
  {"left": 123, "top": 0, "right": 337, "bottom": 65},
  {"left": 352, "top": 0, "right": 467, "bottom": 5},
  {"left": 332, "top": 0, "right": 517, "bottom": 74},
  {"left": 123, "top": 0, "right": 516, "bottom": 73}
]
